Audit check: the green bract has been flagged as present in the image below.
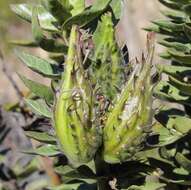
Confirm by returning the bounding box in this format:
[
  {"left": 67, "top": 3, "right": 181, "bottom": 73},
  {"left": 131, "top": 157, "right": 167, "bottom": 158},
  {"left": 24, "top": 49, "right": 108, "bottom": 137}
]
[
  {"left": 54, "top": 25, "right": 102, "bottom": 164},
  {"left": 103, "top": 37, "right": 154, "bottom": 163}
]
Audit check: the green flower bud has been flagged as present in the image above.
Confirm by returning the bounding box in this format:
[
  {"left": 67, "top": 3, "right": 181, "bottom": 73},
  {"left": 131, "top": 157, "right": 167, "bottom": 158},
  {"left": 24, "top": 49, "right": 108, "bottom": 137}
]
[
  {"left": 103, "top": 36, "right": 155, "bottom": 164},
  {"left": 54, "top": 25, "right": 102, "bottom": 165}
]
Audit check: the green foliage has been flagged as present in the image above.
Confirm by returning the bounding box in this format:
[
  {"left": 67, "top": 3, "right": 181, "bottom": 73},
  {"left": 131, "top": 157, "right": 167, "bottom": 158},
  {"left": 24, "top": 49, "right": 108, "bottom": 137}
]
[
  {"left": 25, "top": 99, "right": 52, "bottom": 118},
  {"left": 8, "top": 0, "right": 191, "bottom": 189},
  {"left": 25, "top": 131, "right": 57, "bottom": 144},
  {"left": 23, "top": 144, "right": 61, "bottom": 157},
  {"left": 146, "top": 0, "right": 191, "bottom": 189},
  {"left": 18, "top": 74, "right": 54, "bottom": 104},
  {"left": 17, "top": 51, "right": 61, "bottom": 77}
]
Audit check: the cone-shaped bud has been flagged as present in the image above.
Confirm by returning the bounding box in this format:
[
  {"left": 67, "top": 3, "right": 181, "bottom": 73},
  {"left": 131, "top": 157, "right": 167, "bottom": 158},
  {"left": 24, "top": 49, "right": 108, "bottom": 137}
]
[
  {"left": 103, "top": 33, "right": 155, "bottom": 164},
  {"left": 92, "top": 13, "right": 123, "bottom": 100},
  {"left": 54, "top": 25, "right": 102, "bottom": 165}
]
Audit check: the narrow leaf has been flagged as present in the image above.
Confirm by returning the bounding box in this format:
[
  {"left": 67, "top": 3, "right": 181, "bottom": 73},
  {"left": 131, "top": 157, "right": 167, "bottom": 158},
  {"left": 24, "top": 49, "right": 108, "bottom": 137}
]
[
  {"left": 154, "top": 81, "right": 191, "bottom": 105},
  {"left": 32, "top": 7, "right": 67, "bottom": 53},
  {"left": 25, "top": 131, "right": 56, "bottom": 144},
  {"left": 10, "top": 39, "right": 38, "bottom": 47},
  {"left": 63, "top": 0, "right": 111, "bottom": 28},
  {"left": 11, "top": 4, "right": 57, "bottom": 31},
  {"left": 25, "top": 99, "right": 52, "bottom": 118},
  {"left": 41, "top": 0, "right": 71, "bottom": 24},
  {"left": 18, "top": 74, "right": 54, "bottom": 103},
  {"left": 17, "top": 51, "right": 60, "bottom": 78},
  {"left": 22, "top": 144, "right": 61, "bottom": 157},
  {"left": 175, "top": 153, "right": 191, "bottom": 173}
]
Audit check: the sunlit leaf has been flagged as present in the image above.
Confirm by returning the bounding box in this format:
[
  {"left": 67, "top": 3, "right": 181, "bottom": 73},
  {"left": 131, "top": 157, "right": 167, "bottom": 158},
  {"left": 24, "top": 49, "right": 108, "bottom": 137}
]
[
  {"left": 17, "top": 51, "right": 60, "bottom": 78},
  {"left": 23, "top": 144, "right": 61, "bottom": 157},
  {"left": 19, "top": 74, "right": 54, "bottom": 104},
  {"left": 26, "top": 131, "right": 56, "bottom": 144},
  {"left": 25, "top": 99, "right": 52, "bottom": 118}
]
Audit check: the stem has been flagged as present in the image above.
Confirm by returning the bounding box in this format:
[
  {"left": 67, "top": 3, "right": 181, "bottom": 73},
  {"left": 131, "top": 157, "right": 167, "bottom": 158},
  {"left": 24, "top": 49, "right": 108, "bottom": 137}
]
[
  {"left": 94, "top": 151, "right": 111, "bottom": 190},
  {"left": 97, "top": 179, "right": 110, "bottom": 190}
]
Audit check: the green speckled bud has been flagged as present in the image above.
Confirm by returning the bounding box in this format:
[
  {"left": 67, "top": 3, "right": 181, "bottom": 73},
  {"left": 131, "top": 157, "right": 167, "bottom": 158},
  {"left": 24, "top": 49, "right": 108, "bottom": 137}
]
[
  {"left": 54, "top": 25, "right": 102, "bottom": 165},
  {"left": 103, "top": 34, "right": 155, "bottom": 163}
]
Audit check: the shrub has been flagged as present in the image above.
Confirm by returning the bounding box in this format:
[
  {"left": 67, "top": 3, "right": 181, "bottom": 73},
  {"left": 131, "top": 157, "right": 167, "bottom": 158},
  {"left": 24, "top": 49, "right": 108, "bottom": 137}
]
[{"left": 6, "top": 0, "right": 191, "bottom": 189}]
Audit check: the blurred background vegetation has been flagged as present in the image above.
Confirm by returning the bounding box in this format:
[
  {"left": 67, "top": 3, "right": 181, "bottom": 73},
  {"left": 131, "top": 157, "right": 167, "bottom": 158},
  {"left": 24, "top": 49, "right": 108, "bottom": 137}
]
[
  {"left": 0, "top": 0, "right": 163, "bottom": 104},
  {"left": 0, "top": 0, "right": 22, "bottom": 51},
  {"left": 0, "top": 0, "right": 44, "bottom": 105}
]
